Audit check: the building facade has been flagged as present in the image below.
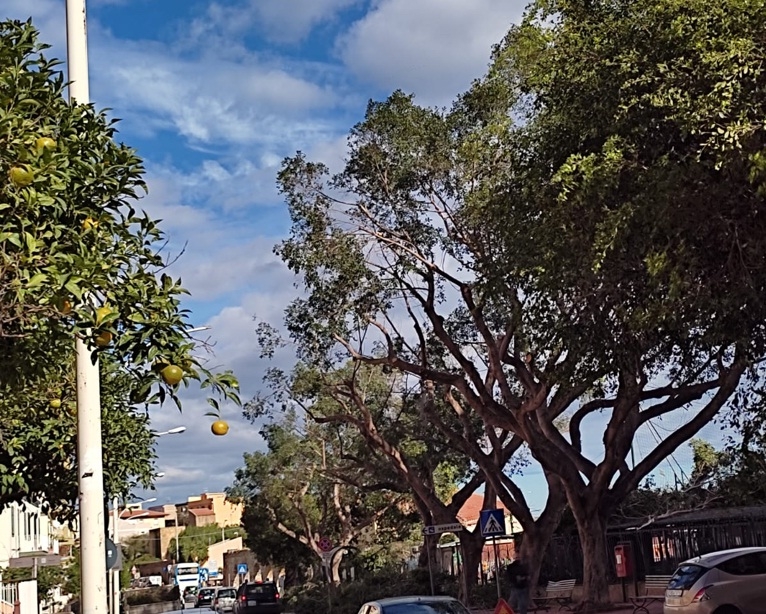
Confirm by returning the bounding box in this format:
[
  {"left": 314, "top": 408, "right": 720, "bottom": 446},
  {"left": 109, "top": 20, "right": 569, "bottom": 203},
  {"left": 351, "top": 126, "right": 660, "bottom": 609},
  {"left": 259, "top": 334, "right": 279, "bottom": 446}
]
[
  {"left": 0, "top": 502, "right": 61, "bottom": 614},
  {"left": 174, "top": 494, "right": 242, "bottom": 528}
]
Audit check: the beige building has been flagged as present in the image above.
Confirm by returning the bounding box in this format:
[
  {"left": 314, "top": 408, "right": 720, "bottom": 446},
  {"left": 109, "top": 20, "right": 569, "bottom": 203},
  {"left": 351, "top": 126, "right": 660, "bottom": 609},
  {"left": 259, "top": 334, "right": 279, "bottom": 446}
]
[
  {"left": 113, "top": 507, "right": 167, "bottom": 540},
  {"left": 175, "top": 493, "right": 242, "bottom": 528},
  {"left": 203, "top": 537, "right": 243, "bottom": 582}
]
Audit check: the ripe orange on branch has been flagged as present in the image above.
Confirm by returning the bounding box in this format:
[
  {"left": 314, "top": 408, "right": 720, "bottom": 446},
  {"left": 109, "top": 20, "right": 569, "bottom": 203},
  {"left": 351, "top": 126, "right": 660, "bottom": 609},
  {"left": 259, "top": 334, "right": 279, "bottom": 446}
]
[{"left": 211, "top": 420, "right": 229, "bottom": 436}]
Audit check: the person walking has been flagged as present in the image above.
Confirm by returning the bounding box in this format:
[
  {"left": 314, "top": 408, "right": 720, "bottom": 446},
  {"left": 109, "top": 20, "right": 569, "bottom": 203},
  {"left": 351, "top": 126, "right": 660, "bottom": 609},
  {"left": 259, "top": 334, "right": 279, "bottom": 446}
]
[{"left": 505, "top": 557, "right": 530, "bottom": 614}]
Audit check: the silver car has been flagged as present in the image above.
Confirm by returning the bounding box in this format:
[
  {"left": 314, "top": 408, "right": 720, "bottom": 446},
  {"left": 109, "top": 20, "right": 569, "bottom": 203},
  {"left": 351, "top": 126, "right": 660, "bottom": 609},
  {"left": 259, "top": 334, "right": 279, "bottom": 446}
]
[
  {"left": 664, "top": 546, "right": 766, "bottom": 614},
  {"left": 214, "top": 587, "right": 237, "bottom": 613},
  {"left": 357, "top": 596, "right": 471, "bottom": 614}
]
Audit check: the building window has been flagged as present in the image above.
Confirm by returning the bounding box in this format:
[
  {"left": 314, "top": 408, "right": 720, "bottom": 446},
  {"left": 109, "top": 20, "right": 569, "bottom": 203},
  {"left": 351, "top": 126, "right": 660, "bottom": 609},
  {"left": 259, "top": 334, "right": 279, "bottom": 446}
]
[{"left": 11, "top": 508, "right": 15, "bottom": 538}]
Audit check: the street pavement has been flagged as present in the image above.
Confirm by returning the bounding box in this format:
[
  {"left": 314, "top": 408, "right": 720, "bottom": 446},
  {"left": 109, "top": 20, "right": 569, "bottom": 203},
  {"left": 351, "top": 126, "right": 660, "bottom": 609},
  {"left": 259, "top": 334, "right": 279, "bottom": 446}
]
[
  {"left": 170, "top": 602, "right": 663, "bottom": 614},
  {"left": 472, "top": 604, "right": 663, "bottom": 614}
]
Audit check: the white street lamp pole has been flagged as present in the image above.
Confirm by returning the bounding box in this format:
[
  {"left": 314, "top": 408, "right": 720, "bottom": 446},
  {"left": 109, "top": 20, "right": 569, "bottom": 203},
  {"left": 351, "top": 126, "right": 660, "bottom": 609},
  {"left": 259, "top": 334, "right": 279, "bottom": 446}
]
[
  {"left": 111, "top": 498, "right": 119, "bottom": 614},
  {"left": 66, "top": 3, "right": 107, "bottom": 614}
]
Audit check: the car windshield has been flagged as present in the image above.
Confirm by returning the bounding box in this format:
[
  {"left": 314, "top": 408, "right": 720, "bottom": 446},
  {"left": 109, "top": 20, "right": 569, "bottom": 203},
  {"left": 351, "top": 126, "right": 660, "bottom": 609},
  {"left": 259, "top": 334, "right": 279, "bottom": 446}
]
[
  {"left": 668, "top": 564, "right": 707, "bottom": 590},
  {"left": 382, "top": 601, "right": 470, "bottom": 614}
]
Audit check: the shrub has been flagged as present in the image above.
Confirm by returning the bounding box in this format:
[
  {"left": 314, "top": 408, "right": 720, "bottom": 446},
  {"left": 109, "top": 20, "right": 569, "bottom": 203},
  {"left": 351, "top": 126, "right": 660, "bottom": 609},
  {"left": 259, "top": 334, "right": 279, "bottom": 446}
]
[
  {"left": 286, "top": 568, "right": 463, "bottom": 614},
  {"left": 122, "top": 585, "right": 180, "bottom": 606}
]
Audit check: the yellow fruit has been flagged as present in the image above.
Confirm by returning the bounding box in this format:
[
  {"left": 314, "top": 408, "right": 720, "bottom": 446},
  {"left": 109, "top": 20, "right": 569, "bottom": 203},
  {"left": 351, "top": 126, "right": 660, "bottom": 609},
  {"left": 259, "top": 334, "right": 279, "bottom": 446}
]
[
  {"left": 58, "top": 299, "right": 73, "bottom": 315},
  {"left": 211, "top": 420, "right": 229, "bottom": 436},
  {"left": 161, "top": 364, "right": 184, "bottom": 386},
  {"left": 95, "top": 306, "right": 112, "bottom": 325},
  {"left": 82, "top": 217, "right": 99, "bottom": 231},
  {"left": 49, "top": 399, "right": 62, "bottom": 409},
  {"left": 35, "top": 137, "right": 56, "bottom": 153},
  {"left": 9, "top": 166, "right": 34, "bottom": 187},
  {"left": 95, "top": 330, "right": 113, "bottom": 347}
]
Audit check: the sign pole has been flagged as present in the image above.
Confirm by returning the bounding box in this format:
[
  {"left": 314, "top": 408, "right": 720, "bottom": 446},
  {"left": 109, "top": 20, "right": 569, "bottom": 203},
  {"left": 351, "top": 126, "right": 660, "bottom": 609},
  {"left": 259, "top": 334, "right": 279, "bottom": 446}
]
[
  {"left": 425, "top": 533, "right": 435, "bottom": 596},
  {"left": 493, "top": 536, "right": 501, "bottom": 600}
]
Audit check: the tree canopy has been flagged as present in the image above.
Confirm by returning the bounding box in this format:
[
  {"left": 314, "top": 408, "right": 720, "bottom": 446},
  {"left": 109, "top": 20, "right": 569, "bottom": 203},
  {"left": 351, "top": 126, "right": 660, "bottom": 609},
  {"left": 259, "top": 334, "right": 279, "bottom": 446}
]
[
  {"left": 0, "top": 20, "right": 239, "bottom": 512},
  {"left": 271, "top": 0, "right": 766, "bottom": 605},
  {"left": 230, "top": 408, "right": 413, "bottom": 576}
]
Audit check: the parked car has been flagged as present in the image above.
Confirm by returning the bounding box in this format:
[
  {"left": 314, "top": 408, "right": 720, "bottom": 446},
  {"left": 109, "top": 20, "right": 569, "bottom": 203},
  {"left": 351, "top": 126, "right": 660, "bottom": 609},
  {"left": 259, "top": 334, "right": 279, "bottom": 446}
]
[
  {"left": 664, "top": 546, "right": 766, "bottom": 614},
  {"left": 356, "top": 596, "right": 471, "bottom": 614},
  {"left": 214, "top": 587, "right": 237, "bottom": 613},
  {"left": 196, "top": 587, "right": 218, "bottom": 608},
  {"left": 233, "top": 581, "right": 281, "bottom": 614}
]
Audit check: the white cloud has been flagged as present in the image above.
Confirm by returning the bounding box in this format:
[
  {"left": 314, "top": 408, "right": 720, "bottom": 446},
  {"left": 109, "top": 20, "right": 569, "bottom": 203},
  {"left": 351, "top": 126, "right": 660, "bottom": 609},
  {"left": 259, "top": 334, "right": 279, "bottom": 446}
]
[
  {"left": 5, "top": 0, "right": 66, "bottom": 55},
  {"left": 91, "top": 36, "right": 341, "bottom": 147},
  {"left": 338, "top": 0, "right": 527, "bottom": 106},
  {"left": 186, "top": 0, "right": 360, "bottom": 46}
]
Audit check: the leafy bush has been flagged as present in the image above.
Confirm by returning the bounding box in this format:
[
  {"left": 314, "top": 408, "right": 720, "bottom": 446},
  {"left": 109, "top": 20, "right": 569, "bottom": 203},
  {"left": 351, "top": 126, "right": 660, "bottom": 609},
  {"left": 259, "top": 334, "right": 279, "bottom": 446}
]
[
  {"left": 286, "top": 568, "right": 465, "bottom": 614},
  {"left": 122, "top": 585, "right": 180, "bottom": 606}
]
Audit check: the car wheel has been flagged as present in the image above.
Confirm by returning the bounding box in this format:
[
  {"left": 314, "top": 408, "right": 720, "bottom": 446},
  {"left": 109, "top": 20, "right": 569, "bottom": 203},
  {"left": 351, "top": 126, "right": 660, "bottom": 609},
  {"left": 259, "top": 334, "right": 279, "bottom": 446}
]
[{"left": 714, "top": 607, "right": 742, "bottom": 614}]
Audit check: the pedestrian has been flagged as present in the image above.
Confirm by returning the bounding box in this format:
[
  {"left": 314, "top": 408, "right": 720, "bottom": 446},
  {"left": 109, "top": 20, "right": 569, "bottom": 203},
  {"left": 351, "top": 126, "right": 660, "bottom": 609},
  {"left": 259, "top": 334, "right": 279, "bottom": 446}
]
[{"left": 504, "top": 557, "right": 530, "bottom": 614}]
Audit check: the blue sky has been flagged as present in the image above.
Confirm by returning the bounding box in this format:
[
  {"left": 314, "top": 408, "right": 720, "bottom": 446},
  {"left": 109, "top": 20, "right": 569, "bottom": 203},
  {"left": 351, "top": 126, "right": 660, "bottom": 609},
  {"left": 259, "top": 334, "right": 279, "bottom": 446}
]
[{"left": 7, "top": 0, "right": 729, "bottom": 517}]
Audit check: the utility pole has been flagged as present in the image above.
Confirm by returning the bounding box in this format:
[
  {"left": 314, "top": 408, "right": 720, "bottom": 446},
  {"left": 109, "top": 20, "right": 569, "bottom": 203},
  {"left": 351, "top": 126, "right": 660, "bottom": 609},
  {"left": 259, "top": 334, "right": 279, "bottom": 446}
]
[
  {"left": 112, "top": 498, "right": 120, "bottom": 614},
  {"left": 66, "top": 2, "right": 107, "bottom": 614}
]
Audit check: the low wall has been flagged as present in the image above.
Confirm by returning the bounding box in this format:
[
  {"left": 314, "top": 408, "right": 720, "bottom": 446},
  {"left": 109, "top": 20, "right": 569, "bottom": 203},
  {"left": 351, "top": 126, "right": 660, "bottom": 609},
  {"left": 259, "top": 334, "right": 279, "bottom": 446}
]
[{"left": 124, "top": 600, "right": 182, "bottom": 614}]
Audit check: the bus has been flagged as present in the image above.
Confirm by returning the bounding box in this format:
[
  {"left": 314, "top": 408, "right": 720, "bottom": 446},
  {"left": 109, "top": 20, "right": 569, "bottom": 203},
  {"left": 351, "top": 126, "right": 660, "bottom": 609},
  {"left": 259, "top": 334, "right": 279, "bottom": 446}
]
[{"left": 173, "top": 562, "right": 200, "bottom": 594}]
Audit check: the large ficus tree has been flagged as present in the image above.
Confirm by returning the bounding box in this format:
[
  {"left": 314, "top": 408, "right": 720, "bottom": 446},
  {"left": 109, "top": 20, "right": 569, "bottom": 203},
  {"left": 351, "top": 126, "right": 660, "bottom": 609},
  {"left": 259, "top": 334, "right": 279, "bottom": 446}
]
[
  {"left": 248, "top": 359, "right": 512, "bottom": 588},
  {"left": 0, "top": 20, "right": 239, "bottom": 513},
  {"left": 229, "top": 410, "right": 410, "bottom": 582},
  {"left": 273, "top": 0, "right": 766, "bottom": 606}
]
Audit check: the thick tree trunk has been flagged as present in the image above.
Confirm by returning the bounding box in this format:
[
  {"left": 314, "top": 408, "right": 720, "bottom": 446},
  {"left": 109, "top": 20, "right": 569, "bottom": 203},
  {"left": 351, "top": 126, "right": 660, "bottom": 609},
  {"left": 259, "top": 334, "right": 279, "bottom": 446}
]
[
  {"left": 459, "top": 529, "right": 484, "bottom": 605},
  {"left": 330, "top": 552, "right": 344, "bottom": 584},
  {"left": 572, "top": 508, "right": 611, "bottom": 609},
  {"left": 517, "top": 529, "right": 547, "bottom": 596}
]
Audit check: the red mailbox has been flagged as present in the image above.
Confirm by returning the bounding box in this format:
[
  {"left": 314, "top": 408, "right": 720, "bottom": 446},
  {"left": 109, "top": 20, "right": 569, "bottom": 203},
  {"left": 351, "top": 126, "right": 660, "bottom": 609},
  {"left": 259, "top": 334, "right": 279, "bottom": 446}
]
[{"left": 614, "top": 543, "right": 634, "bottom": 578}]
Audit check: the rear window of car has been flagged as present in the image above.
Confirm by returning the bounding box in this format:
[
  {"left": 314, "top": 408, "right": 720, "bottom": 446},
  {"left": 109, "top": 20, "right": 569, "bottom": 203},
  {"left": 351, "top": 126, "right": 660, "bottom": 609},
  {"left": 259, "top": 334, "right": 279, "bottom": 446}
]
[
  {"left": 200, "top": 589, "right": 216, "bottom": 597},
  {"left": 245, "top": 584, "right": 277, "bottom": 597},
  {"left": 217, "top": 589, "right": 236, "bottom": 598},
  {"left": 383, "top": 601, "right": 470, "bottom": 614},
  {"left": 668, "top": 564, "right": 707, "bottom": 590}
]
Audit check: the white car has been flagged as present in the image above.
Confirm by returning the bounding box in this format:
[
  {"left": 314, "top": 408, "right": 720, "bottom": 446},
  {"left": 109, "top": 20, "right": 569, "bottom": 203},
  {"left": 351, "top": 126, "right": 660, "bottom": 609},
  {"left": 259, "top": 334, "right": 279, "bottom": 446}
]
[
  {"left": 664, "top": 546, "right": 766, "bottom": 614},
  {"left": 213, "top": 587, "right": 237, "bottom": 613},
  {"left": 357, "top": 596, "right": 470, "bottom": 614}
]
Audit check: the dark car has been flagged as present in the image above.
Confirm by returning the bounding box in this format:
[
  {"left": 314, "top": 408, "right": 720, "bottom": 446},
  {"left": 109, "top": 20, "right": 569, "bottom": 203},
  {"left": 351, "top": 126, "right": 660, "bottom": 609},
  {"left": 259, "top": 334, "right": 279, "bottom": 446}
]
[
  {"left": 196, "top": 588, "right": 217, "bottom": 608},
  {"left": 184, "top": 586, "right": 199, "bottom": 603},
  {"left": 233, "top": 582, "right": 281, "bottom": 614}
]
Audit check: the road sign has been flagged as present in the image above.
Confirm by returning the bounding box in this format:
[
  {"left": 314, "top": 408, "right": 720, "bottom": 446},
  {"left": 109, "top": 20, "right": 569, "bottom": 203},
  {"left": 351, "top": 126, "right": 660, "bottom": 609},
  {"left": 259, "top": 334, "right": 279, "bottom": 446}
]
[
  {"left": 199, "top": 568, "right": 209, "bottom": 582},
  {"left": 9, "top": 554, "right": 62, "bottom": 569},
  {"left": 237, "top": 563, "right": 248, "bottom": 575},
  {"left": 493, "top": 598, "right": 515, "bottom": 614},
  {"left": 479, "top": 509, "right": 507, "bottom": 537},
  {"left": 318, "top": 537, "right": 333, "bottom": 553},
  {"left": 422, "top": 523, "right": 464, "bottom": 536},
  {"left": 106, "top": 537, "right": 122, "bottom": 571}
]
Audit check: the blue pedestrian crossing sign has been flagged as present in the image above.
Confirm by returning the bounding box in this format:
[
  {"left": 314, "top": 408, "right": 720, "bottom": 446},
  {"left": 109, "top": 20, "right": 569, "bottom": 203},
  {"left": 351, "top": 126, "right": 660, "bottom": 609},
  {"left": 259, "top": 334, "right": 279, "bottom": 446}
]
[
  {"left": 479, "top": 508, "right": 506, "bottom": 537},
  {"left": 199, "top": 568, "right": 209, "bottom": 582},
  {"left": 237, "top": 563, "right": 248, "bottom": 575}
]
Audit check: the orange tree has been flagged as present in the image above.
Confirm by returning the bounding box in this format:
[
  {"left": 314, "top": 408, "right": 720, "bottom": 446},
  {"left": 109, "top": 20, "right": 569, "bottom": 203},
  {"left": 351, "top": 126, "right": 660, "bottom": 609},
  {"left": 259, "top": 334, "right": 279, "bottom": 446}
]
[{"left": 0, "top": 20, "right": 239, "bottom": 519}]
